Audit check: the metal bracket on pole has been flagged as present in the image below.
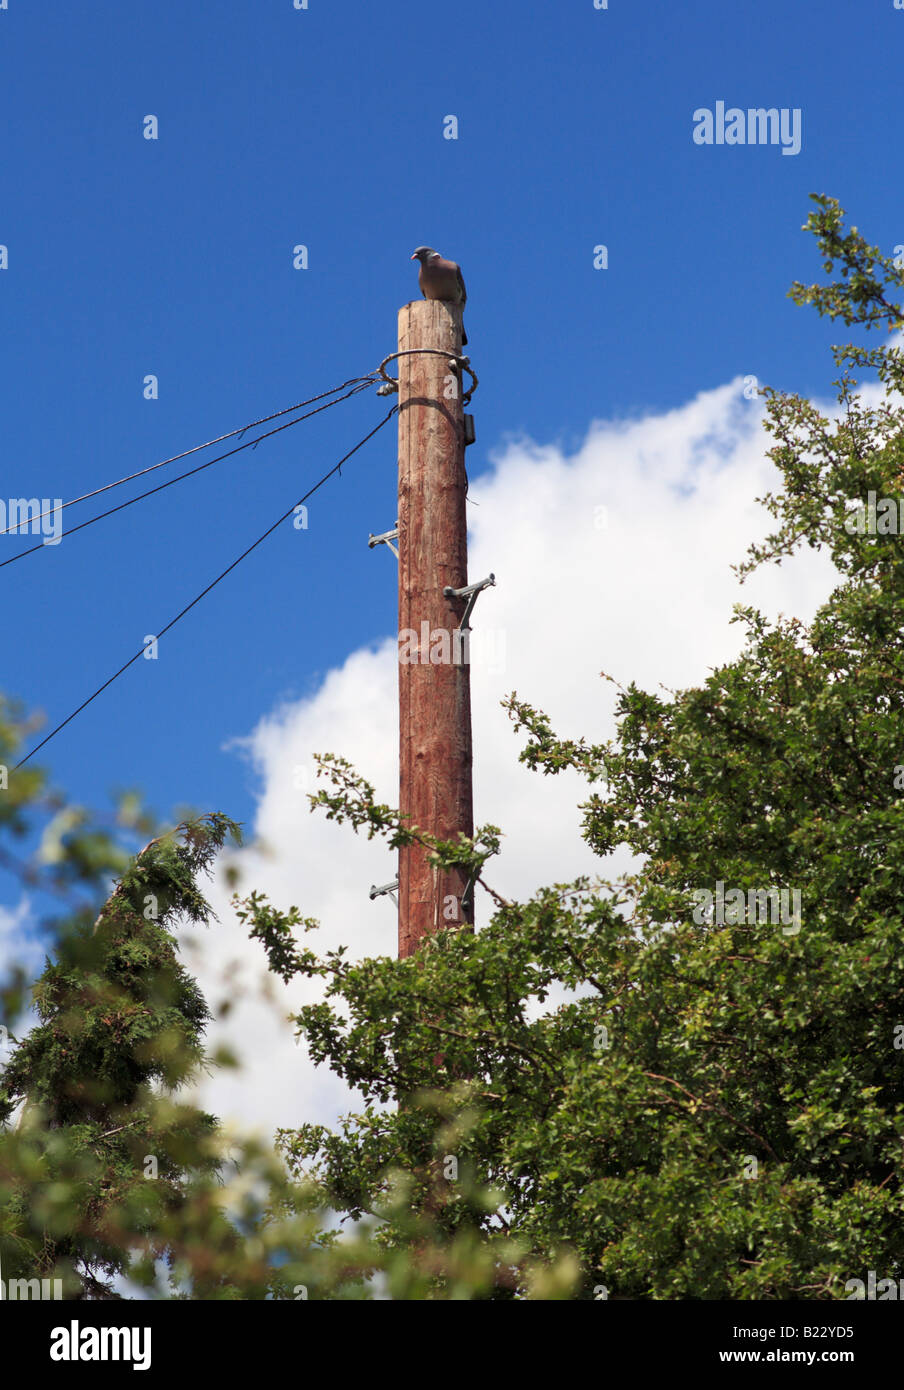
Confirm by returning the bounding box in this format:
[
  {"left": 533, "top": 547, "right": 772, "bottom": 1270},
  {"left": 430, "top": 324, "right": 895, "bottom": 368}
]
[
  {"left": 376, "top": 349, "right": 478, "bottom": 406},
  {"left": 369, "top": 879, "right": 399, "bottom": 907},
  {"left": 368, "top": 524, "right": 399, "bottom": 560},
  {"left": 460, "top": 865, "right": 479, "bottom": 924},
  {"left": 443, "top": 573, "right": 495, "bottom": 630}
]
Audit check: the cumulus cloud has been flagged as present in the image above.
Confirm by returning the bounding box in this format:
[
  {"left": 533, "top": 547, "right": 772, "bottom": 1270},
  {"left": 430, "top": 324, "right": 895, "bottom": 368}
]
[
  {"left": 0, "top": 897, "right": 44, "bottom": 1072},
  {"left": 0, "top": 898, "right": 43, "bottom": 972},
  {"left": 182, "top": 376, "right": 838, "bottom": 1137}
]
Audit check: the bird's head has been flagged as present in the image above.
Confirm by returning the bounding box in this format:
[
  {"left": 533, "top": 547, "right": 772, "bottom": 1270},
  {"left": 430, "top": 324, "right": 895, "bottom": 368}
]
[{"left": 410, "top": 246, "right": 439, "bottom": 263}]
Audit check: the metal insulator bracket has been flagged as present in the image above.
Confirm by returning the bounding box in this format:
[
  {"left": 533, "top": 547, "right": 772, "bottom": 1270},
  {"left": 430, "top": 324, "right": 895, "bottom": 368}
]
[
  {"left": 443, "top": 573, "right": 496, "bottom": 630},
  {"left": 369, "top": 879, "right": 399, "bottom": 907},
  {"left": 368, "top": 524, "right": 399, "bottom": 560}
]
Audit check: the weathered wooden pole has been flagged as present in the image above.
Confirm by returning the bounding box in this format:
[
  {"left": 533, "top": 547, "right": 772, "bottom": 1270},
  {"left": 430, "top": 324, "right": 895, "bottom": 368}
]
[{"left": 397, "top": 297, "right": 473, "bottom": 958}]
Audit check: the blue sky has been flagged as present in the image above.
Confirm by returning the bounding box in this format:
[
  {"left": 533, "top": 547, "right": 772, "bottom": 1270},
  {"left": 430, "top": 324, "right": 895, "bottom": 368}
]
[{"left": 0, "top": 0, "right": 898, "bottom": 909}]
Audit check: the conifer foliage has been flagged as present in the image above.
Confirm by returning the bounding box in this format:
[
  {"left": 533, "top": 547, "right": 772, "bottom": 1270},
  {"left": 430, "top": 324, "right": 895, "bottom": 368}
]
[{"left": 1, "top": 813, "right": 242, "bottom": 1298}]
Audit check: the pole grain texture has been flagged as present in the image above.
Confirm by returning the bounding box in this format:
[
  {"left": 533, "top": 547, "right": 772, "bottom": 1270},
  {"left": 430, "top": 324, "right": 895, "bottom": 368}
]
[{"left": 396, "top": 298, "right": 473, "bottom": 958}]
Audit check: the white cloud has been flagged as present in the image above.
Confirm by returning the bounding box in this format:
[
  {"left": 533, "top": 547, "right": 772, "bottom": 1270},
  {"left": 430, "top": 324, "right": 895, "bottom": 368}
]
[
  {"left": 0, "top": 897, "right": 46, "bottom": 983},
  {"left": 182, "top": 375, "right": 838, "bottom": 1137},
  {"left": 0, "top": 897, "right": 43, "bottom": 1073}
]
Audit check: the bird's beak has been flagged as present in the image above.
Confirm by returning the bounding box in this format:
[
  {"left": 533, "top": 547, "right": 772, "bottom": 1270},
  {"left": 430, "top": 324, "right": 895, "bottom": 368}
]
[{"left": 410, "top": 253, "right": 418, "bottom": 260}]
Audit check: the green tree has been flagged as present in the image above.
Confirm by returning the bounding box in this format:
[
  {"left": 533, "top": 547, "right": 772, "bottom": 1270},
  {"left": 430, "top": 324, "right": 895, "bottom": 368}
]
[
  {"left": 0, "top": 805, "right": 252, "bottom": 1297},
  {"left": 0, "top": 713, "right": 337, "bottom": 1301},
  {"left": 239, "top": 195, "right": 904, "bottom": 1299}
]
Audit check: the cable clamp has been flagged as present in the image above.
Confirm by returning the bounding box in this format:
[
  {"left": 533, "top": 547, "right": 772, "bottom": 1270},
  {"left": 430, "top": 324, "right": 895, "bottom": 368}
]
[{"left": 376, "top": 349, "right": 478, "bottom": 406}]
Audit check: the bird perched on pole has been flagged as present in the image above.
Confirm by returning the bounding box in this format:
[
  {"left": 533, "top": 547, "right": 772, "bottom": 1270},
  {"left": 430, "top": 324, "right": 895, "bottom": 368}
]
[{"left": 410, "top": 246, "right": 468, "bottom": 345}]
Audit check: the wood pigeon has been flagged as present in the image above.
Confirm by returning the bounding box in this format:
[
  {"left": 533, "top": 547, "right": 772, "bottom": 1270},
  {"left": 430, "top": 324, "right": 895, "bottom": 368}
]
[{"left": 410, "top": 246, "right": 468, "bottom": 345}]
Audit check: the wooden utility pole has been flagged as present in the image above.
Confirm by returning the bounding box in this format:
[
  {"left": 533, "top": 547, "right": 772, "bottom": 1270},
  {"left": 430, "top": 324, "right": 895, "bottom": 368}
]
[{"left": 397, "top": 298, "right": 473, "bottom": 958}]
